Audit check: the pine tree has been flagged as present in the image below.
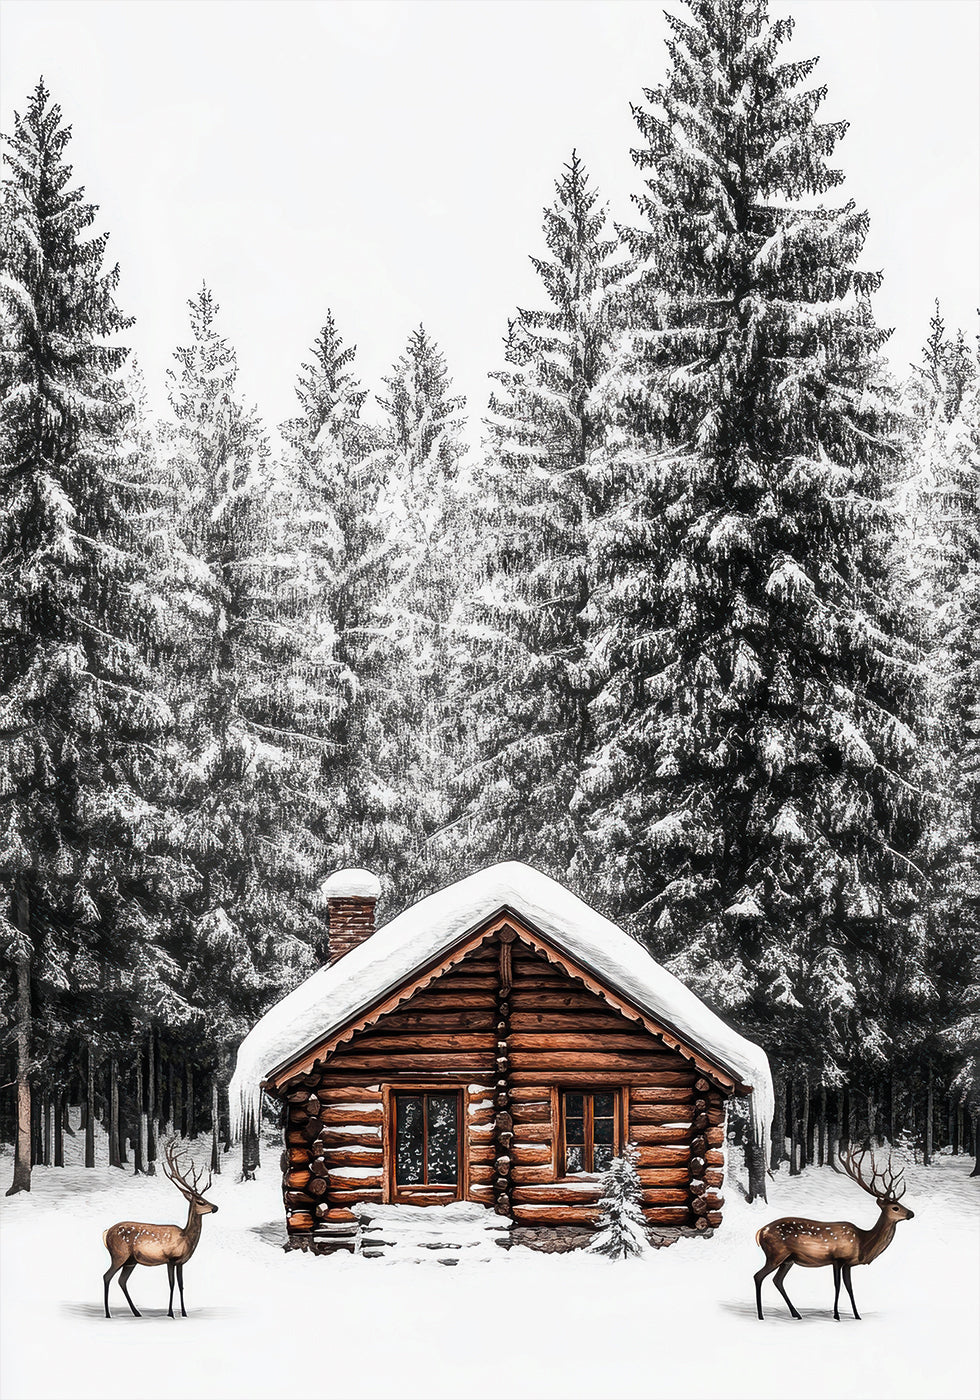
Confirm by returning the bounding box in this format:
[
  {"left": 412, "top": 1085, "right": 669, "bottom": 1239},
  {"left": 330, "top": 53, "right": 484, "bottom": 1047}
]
[
  {"left": 373, "top": 326, "right": 469, "bottom": 902},
  {"left": 0, "top": 82, "right": 170, "bottom": 1190},
  {"left": 576, "top": 0, "right": 926, "bottom": 1183},
  {"left": 459, "top": 155, "right": 626, "bottom": 879},
  {"left": 589, "top": 1142, "right": 650, "bottom": 1258},
  {"left": 158, "top": 288, "right": 327, "bottom": 1164}
]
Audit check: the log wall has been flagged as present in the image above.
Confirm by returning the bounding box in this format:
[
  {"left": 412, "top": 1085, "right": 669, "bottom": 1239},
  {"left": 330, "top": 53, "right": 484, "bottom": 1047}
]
[{"left": 276, "top": 929, "right": 731, "bottom": 1235}]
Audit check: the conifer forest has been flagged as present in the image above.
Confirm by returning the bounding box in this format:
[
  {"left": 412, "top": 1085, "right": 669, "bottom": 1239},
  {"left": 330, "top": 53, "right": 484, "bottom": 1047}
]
[{"left": 2, "top": 0, "right": 978, "bottom": 1196}]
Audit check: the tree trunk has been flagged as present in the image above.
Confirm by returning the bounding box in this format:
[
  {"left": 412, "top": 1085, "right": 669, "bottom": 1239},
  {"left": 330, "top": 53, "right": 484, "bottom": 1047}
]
[
  {"left": 802, "top": 1079, "right": 811, "bottom": 1169},
  {"left": 818, "top": 1085, "right": 827, "bottom": 1167},
  {"left": 166, "top": 1048, "right": 175, "bottom": 1136},
  {"left": 788, "top": 1077, "right": 800, "bottom": 1175},
  {"left": 746, "top": 1108, "right": 768, "bottom": 1203},
  {"left": 175, "top": 1061, "right": 184, "bottom": 1140},
  {"left": 108, "top": 1059, "right": 122, "bottom": 1169},
  {"left": 85, "top": 1043, "right": 96, "bottom": 1168},
  {"left": 134, "top": 1056, "right": 146, "bottom": 1175},
  {"left": 889, "top": 1074, "right": 897, "bottom": 1145},
  {"left": 53, "top": 1091, "right": 64, "bottom": 1168},
  {"left": 146, "top": 1032, "right": 157, "bottom": 1175},
  {"left": 924, "top": 1067, "right": 933, "bottom": 1167},
  {"left": 242, "top": 1104, "right": 260, "bottom": 1182},
  {"left": 43, "top": 1094, "right": 52, "bottom": 1167},
  {"left": 31, "top": 1090, "right": 42, "bottom": 1167},
  {"left": 210, "top": 1074, "right": 221, "bottom": 1175},
  {"left": 770, "top": 1071, "right": 785, "bottom": 1172},
  {"left": 5, "top": 878, "right": 33, "bottom": 1195},
  {"left": 971, "top": 1114, "right": 980, "bottom": 1176},
  {"left": 187, "top": 1061, "right": 195, "bottom": 1140}
]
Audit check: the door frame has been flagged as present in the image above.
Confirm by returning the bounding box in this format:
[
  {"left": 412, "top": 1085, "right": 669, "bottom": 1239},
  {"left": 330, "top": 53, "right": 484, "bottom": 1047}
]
[{"left": 382, "top": 1084, "right": 465, "bottom": 1204}]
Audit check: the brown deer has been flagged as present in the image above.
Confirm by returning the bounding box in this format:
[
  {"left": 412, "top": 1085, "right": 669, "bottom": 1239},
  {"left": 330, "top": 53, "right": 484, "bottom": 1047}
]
[
  {"left": 754, "top": 1145, "right": 914, "bottom": 1320},
  {"left": 102, "top": 1139, "right": 218, "bottom": 1319}
]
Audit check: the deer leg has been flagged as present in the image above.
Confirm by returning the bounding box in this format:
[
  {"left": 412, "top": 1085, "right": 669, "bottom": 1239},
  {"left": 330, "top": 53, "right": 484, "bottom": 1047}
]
[
  {"left": 774, "top": 1260, "right": 802, "bottom": 1319},
  {"left": 832, "top": 1261, "right": 842, "bottom": 1320},
  {"left": 176, "top": 1263, "right": 187, "bottom": 1317},
  {"left": 103, "top": 1263, "right": 121, "bottom": 1319},
  {"left": 754, "top": 1259, "right": 780, "bottom": 1320},
  {"left": 167, "top": 1261, "right": 176, "bottom": 1318},
  {"left": 842, "top": 1264, "right": 861, "bottom": 1320},
  {"left": 118, "top": 1263, "right": 141, "bottom": 1318}
]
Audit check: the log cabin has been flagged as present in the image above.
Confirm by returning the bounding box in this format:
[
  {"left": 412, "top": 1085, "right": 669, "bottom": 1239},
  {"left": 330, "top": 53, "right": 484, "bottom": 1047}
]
[{"left": 230, "top": 862, "right": 772, "bottom": 1250}]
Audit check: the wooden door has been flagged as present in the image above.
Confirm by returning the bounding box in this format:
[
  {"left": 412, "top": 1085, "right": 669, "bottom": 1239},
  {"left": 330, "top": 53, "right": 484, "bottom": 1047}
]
[{"left": 390, "top": 1090, "right": 461, "bottom": 1202}]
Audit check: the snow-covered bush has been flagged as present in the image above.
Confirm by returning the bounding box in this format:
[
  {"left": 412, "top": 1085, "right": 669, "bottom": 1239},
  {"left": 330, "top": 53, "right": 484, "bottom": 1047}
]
[{"left": 589, "top": 1141, "right": 650, "bottom": 1259}]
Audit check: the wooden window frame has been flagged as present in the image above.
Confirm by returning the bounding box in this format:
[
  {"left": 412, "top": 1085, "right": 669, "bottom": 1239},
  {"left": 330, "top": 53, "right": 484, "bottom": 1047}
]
[
  {"left": 558, "top": 1087, "right": 622, "bottom": 1176},
  {"left": 384, "top": 1085, "right": 464, "bottom": 1202}
]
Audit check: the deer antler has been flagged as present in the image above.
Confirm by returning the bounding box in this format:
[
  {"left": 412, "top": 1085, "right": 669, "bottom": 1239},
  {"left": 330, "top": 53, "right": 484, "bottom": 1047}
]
[
  {"left": 838, "top": 1143, "right": 906, "bottom": 1201},
  {"left": 162, "top": 1136, "right": 212, "bottom": 1198}
]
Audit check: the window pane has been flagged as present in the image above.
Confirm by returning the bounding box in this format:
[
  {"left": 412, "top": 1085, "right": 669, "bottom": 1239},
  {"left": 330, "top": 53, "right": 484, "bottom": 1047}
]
[
  {"left": 566, "top": 1144, "right": 584, "bottom": 1174},
  {"left": 426, "top": 1095, "right": 458, "bottom": 1184},
  {"left": 565, "top": 1093, "right": 584, "bottom": 1120},
  {"left": 594, "top": 1114, "right": 615, "bottom": 1145},
  {"left": 594, "top": 1093, "right": 615, "bottom": 1118},
  {"left": 594, "top": 1143, "right": 615, "bottom": 1171},
  {"left": 395, "top": 1096, "right": 424, "bottom": 1185},
  {"left": 565, "top": 1115, "right": 585, "bottom": 1145}
]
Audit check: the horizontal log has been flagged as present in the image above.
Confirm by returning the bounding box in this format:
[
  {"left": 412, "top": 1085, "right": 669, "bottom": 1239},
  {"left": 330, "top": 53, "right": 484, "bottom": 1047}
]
[
  {"left": 393, "top": 992, "right": 497, "bottom": 1012},
  {"left": 285, "top": 1169, "right": 311, "bottom": 1191},
  {"left": 706, "top": 1125, "right": 724, "bottom": 1148},
  {"left": 317, "top": 1107, "right": 384, "bottom": 1126},
  {"left": 380, "top": 1010, "right": 496, "bottom": 1033},
  {"left": 308, "top": 1177, "right": 328, "bottom": 1196},
  {"left": 468, "top": 1143, "right": 496, "bottom": 1165},
  {"left": 628, "top": 1086, "right": 696, "bottom": 1105},
  {"left": 326, "top": 1054, "right": 494, "bottom": 1074},
  {"left": 318, "top": 1129, "right": 383, "bottom": 1147},
  {"left": 329, "top": 1171, "right": 383, "bottom": 1190},
  {"left": 706, "top": 1149, "right": 724, "bottom": 1167},
  {"left": 323, "top": 1148, "right": 383, "bottom": 1167},
  {"left": 287, "top": 1212, "right": 314, "bottom": 1232},
  {"left": 636, "top": 1167, "right": 690, "bottom": 1187},
  {"left": 511, "top": 1071, "right": 697, "bottom": 1088},
  {"left": 509, "top": 1051, "right": 682, "bottom": 1073},
  {"left": 511, "top": 1100, "right": 551, "bottom": 1123},
  {"left": 507, "top": 1032, "right": 667, "bottom": 1054},
  {"left": 629, "top": 1125, "right": 691, "bottom": 1145},
  {"left": 512, "top": 1142, "right": 552, "bottom": 1165},
  {"left": 643, "top": 1206, "right": 691, "bottom": 1224},
  {"left": 286, "top": 1128, "right": 309, "bottom": 1148},
  {"left": 284, "top": 1190, "right": 315, "bottom": 1208},
  {"left": 389, "top": 1190, "right": 459, "bottom": 1204},
  {"left": 512, "top": 1205, "right": 600, "bottom": 1226},
  {"left": 315, "top": 1086, "right": 382, "bottom": 1103},
  {"left": 470, "top": 1164, "right": 494, "bottom": 1185},
  {"left": 508, "top": 1086, "right": 554, "bottom": 1103},
  {"left": 629, "top": 1104, "right": 695, "bottom": 1126},
  {"left": 286, "top": 1146, "right": 310, "bottom": 1167},
  {"left": 707, "top": 1104, "right": 725, "bottom": 1127},
  {"left": 707, "top": 1211, "right": 723, "bottom": 1228},
  {"left": 513, "top": 1124, "right": 554, "bottom": 1144},
  {"left": 704, "top": 1167, "right": 724, "bottom": 1188},
  {"left": 327, "top": 1189, "right": 384, "bottom": 1204},
  {"left": 632, "top": 1146, "right": 690, "bottom": 1166},
  {"left": 343, "top": 1033, "right": 496, "bottom": 1053},
  {"left": 640, "top": 1189, "right": 689, "bottom": 1206},
  {"left": 509, "top": 989, "right": 618, "bottom": 1012},
  {"left": 511, "top": 1164, "right": 555, "bottom": 1186},
  {"left": 508, "top": 1012, "right": 644, "bottom": 1034},
  {"left": 289, "top": 1105, "right": 311, "bottom": 1124},
  {"left": 513, "top": 1184, "right": 603, "bottom": 1205}
]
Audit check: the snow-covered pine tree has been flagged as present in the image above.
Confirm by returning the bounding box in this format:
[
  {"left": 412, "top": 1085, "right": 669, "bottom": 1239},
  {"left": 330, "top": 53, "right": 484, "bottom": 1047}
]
[
  {"left": 459, "top": 154, "right": 626, "bottom": 880},
  {"left": 372, "top": 326, "right": 469, "bottom": 903},
  {"left": 279, "top": 312, "right": 399, "bottom": 918},
  {"left": 0, "top": 82, "right": 171, "bottom": 1190},
  {"left": 158, "top": 288, "right": 327, "bottom": 1167},
  {"left": 903, "top": 312, "right": 980, "bottom": 1152},
  {"left": 589, "top": 1141, "right": 650, "bottom": 1259},
  {"left": 576, "top": 0, "right": 926, "bottom": 1186}
]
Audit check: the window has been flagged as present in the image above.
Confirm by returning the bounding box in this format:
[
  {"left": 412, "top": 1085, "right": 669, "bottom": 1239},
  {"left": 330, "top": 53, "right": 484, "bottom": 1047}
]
[
  {"left": 393, "top": 1092, "right": 459, "bottom": 1189},
  {"left": 562, "top": 1090, "right": 618, "bottom": 1174}
]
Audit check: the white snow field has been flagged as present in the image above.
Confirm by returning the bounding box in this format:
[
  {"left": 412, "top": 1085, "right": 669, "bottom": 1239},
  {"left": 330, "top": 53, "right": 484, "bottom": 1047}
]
[{"left": 1, "top": 1133, "right": 976, "bottom": 1400}]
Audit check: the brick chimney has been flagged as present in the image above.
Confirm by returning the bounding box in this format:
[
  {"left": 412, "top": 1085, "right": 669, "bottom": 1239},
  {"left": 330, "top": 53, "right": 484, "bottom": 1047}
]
[{"left": 320, "top": 868, "right": 382, "bottom": 964}]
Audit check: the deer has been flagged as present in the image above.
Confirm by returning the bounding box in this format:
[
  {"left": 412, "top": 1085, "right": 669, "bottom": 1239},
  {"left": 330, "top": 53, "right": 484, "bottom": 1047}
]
[
  {"left": 754, "top": 1145, "right": 914, "bottom": 1321},
  {"left": 102, "top": 1138, "right": 219, "bottom": 1319}
]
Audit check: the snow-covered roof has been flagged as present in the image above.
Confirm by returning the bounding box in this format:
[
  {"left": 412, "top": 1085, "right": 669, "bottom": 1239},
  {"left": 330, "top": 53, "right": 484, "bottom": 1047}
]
[
  {"left": 230, "top": 861, "right": 773, "bottom": 1145},
  {"left": 319, "top": 867, "right": 383, "bottom": 900}
]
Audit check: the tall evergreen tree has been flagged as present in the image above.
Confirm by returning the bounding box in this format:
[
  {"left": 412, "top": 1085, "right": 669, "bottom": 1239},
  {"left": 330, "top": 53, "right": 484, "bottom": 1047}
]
[
  {"left": 575, "top": 1, "right": 926, "bottom": 1181},
  {"left": 459, "top": 154, "right": 626, "bottom": 879},
  {"left": 0, "top": 82, "right": 169, "bottom": 1190},
  {"left": 373, "top": 326, "right": 469, "bottom": 902}
]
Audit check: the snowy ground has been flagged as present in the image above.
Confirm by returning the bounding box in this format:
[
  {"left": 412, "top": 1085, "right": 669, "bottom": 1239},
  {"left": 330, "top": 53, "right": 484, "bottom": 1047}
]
[{"left": 1, "top": 1129, "right": 977, "bottom": 1400}]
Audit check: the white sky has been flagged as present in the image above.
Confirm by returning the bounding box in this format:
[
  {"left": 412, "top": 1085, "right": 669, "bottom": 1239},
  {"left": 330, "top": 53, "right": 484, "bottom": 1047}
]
[{"left": 2, "top": 0, "right": 978, "bottom": 429}]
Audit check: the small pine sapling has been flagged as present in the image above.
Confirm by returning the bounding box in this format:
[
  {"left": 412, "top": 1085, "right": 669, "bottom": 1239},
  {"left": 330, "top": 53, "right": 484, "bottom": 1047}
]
[{"left": 589, "top": 1142, "right": 650, "bottom": 1259}]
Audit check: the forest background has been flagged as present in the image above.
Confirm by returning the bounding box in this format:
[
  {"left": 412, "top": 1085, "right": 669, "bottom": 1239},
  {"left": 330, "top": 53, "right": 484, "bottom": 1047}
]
[{"left": 2, "top": 0, "right": 979, "bottom": 1197}]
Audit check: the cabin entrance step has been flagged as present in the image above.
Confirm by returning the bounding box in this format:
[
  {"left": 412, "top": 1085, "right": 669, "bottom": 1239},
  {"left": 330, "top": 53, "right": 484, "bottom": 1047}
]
[{"left": 352, "top": 1201, "right": 512, "bottom": 1264}]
